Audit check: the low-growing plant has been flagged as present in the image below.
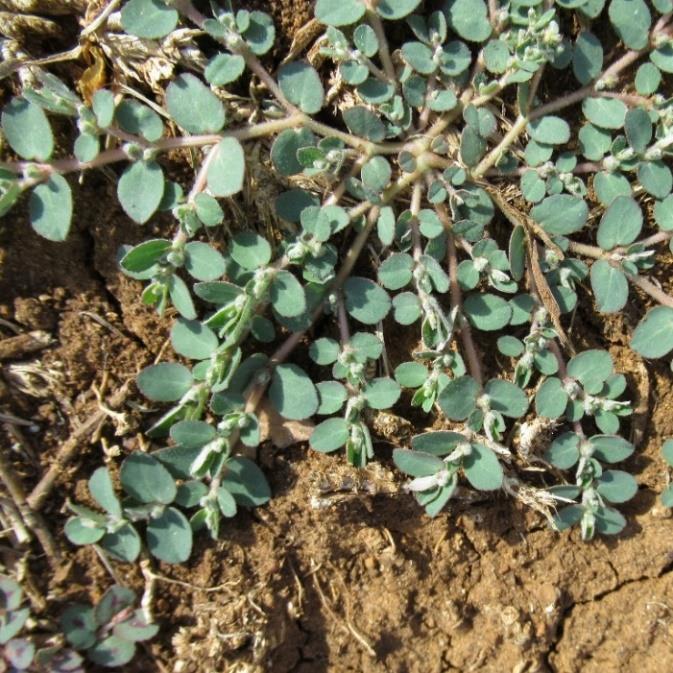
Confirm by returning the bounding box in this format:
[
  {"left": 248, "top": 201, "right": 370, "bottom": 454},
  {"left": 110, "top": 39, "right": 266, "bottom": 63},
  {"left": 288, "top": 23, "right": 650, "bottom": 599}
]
[
  {"left": 60, "top": 585, "right": 157, "bottom": 668},
  {"left": 0, "top": 575, "right": 84, "bottom": 672},
  {"left": 3, "top": 0, "right": 672, "bottom": 561}
]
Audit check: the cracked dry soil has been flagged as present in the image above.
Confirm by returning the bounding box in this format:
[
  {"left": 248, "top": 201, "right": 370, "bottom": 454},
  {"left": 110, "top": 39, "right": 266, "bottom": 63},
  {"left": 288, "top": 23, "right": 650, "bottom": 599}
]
[{"left": 1, "top": 1, "right": 673, "bottom": 672}]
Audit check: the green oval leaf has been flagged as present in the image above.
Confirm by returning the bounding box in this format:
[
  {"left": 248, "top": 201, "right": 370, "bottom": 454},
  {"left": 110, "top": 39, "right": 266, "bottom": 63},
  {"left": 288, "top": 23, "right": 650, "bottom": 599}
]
[
  {"left": 344, "top": 276, "right": 391, "bottom": 324},
  {"left": 166, "top": 74, "right": 225, "bottom": 134},
  {"left": 146, "top": 506, "right": 192, "bottom": 563},
  {"left": 310, "top": 418, "right": 350, "bottom": 453},
  {"left": 631, "top": 306, "right": 673, "bottom": 358},
  {"left": 117, "top": 160, "right": 164, "bottom": 224},
  {"left": 437, "top": 375, "right": 479, "bottom": 420},
  {"left": 269, "top": 363, "right": 319, "bottom": 420},
  {"left": 121, "top": 0, "right": 178, "bottom": 38},
  {"left": 207, "top": 137, "right": 245, "bottom": 197},
  {"left": 463, "top": 293, "right": 512, "bottom": 331},
  {"left": 136, "top": 362, "right": 193, "bottom": 402},
  {"left": 1, "top": 97, "right": 54, "bottom": 161},
  {"left": 29, "top": 174, "right": 72, "bottom": 241},
  {"left": 120, "top": 453, "right": 176, "bottom": 505},
  {"left": 463, "top": 443, "right": 503, "bottom": 490},
  {"left": 278, "top": 61, "right": 324, "bottom": 114},
  {"left": 590, "top": 259, "right": 628, "bottom": 313}
]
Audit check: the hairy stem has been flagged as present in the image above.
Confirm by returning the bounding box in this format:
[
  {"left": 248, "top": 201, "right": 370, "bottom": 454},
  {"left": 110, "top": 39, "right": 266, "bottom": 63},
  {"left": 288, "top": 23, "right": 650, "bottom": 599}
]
[
  {"left": 365, "top": 5, "right": 397, "bottom": 82},
  {"left": 472, "top": 115, "right": 529, "bottom": 179},
  {"left": 437, "top": 202, "right": 484, "bottom": 386}
]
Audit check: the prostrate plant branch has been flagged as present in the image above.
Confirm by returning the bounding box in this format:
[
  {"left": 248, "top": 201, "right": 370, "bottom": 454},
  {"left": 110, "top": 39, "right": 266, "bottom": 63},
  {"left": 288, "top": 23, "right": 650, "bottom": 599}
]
[{"left": 437, "top": 200, "right": 484, "bottom": 387}]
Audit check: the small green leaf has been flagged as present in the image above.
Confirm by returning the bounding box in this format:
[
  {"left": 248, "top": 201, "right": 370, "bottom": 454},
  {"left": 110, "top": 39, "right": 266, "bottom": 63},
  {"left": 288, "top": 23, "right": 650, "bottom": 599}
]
[
  {"left": 377, "top": 0, "right": 422, "bottom": 19},
  {"left": 402, "top": 42, "right": 436, "bottom": 74},
  {"left": 137, "top": 362, "right": 193, "bottom": 402},
  {"left": 596, "top": 470, "right": 638, "bottom": 503},
  {"left": 271, "top": 128, "right": 316, "bottom": 176},
  {"left": 527, "top": 116, "right": 570, "bottom": 145},
  {"left": 88, "top": 636, "right": 136, "bottom": 667},
  {"left": 631, "top": 306, "right": 673, "bottom": 358},
  {"left": 242, "top": 11, "right": 276, "bottom": 55},
  {"left": 117, "top": 160, "right": 164, "bottom": 224},
  {"left": 169, "top": 274, "right": 196, "bottom": 319},
  {"left": 278, "top": 62, "right": 324, "bottom": 114},
  {"left": 89, "top": 467, "right": 122, "bottom": 518},
  {"left": 121, "top": 0, "right": 178, "bottom": 38},
  {"left": 654, "top": 194, "right": 673, "bottom": 231},
  {"left": 608, "top": 0, "right": 651, "bottom": 50},
  {"left": 316, "top": 380, "right": 348, "bottom": 414},
  {"left": 635, "top": 62, "right": 661, "bottom": 95},
  {"left": 530, "top": 195, "right": 588, "bottom": 235},
  {"left": 65, "top": 517, "right": 105, "bottom": 545},
  {"left": 442, "top": 0, "right": 491, "bottom": 42},
  {"left": 343, "top": 106, "right": 386, "bottom": 142},
  {"left": 463, "top": 443, "right": 503, "bottom": 490},
  {"left": 230, "top": 231, "right": 271, "bottom": 270},
  {"left": 596, "top": 195, "right": 642, "bottom": 250},
  {"left": 309, "top": 338, "right": 340, "bottom": 365},
  {"left": 171, "top": 319, "right": 218, "bottom": 360},
  {"left": 662, "top": 485, "right": 673, "bottom": 507},
  {"left": 166, "top": 74, "right": 225, "bottom": 134},
  {"left": 437, "top": 375, "right": 479, "bottom": 420},
  {"left": 535, "top": 377, "right": 568, "bottom": 419},
  {"left": 361, "top": 156, "right": 392, "bottom": 192},
  {"left": 92, "top": 89, "right": 115, "bottom": 128},
  {"left": 378, "top": 253, "right": 413, "bottom": 290},
  {"left": 484, "top": 379, "right": 528, "bottom": 418},
  {"left": 363, "top": 377, "right": 401, "bottom": 409},
  {"left": 217, "top": 487, "right": 237, "bottom": 517},
  {"left": 113, "top": 610, "right": 159, "bottom": 643},
  {"left": 590, "top": 434, "right": 634, "bottom": 463},
  {"left": 207, "top": 137, "right": 245, "bottom": 197},
  {"left": 205, "top": 53, "right": 246, "bottom": 86},
  {"left": 60, "top": 606, "right": 97, "bottom": 649},
  {"left": 29, "top": 174, "right": 73, "bottom": 241},
  {"left": 663, "top": 439, "right": 673, "bottom": 467},
  {"left": 99, "top": 523, "right": 141, "bottom": 562},
  {"left": 221, "top": 457, "right": 270, "bottom": 507},
  {"left": 545, "top": 432, "right": 580, "bottom": 469},
  {"left": 146, "top": 507, "right": 192, "bottom": 563},
  {"left": 590, "top": 260, "right": 628, "bottom": 313},
  {"left": 573, "top": 31, "right": 603, "bottom": 84},
  {"left": 315, "top": 0, "right": 366, "bottom": 26},
  {"left": 582, "top": 97, "right": 627, "bottom": 129},
  {"left": 269, "top": 364, "right": 318, "bottom": 420},
  {"left": 638, "top": 161, "right": 672, "bottom": 199},
  {"left": 1, "top": 97, "right": 54, "bottom": 161},
  {"left": 394, "top": 361, "right": 427, "bottom": 388},
  {"left": 624, "top": 107, "right": 652, "bottom": 154},
  {"left": 184, "top": 241, "right": 225, "bottom": 281},
  {"left": 170, "top": 420, "right": 215, "bottom": 449},
  {"left": 594, "top": 505, "right": 626, "bottom": 535},
  {"left": 115, "top": 100, "right": 163, "bottom": 142},
  {"left": 567, "top": 349, "right": 613, "bottom": 392},
  {"left": 74, "top": 133, "right": 99, "bottom": 162},
  {"left": 120, "top": 453, "right": 176, "bottom": 505},
  {"left": 463, "top": 293, "right": 512, "bottom": 331},
  {"left": 310, "top": 418, "right": 349, "bottom": 453},
  {"left": 344, "top": 277, "right": 391, "bottom": 324},
  {"left": 393, "top": 449, "right": 445, "bottom": 477},
  {"left": 270, "top": 271, "right": 307, "bottom": 318}
]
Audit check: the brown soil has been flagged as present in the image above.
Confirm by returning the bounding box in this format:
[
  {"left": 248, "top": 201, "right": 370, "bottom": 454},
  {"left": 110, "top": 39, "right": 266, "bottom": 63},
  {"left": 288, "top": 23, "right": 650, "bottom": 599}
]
[{"left": 1, "top": 2, "right": 673, "bottom": 673}]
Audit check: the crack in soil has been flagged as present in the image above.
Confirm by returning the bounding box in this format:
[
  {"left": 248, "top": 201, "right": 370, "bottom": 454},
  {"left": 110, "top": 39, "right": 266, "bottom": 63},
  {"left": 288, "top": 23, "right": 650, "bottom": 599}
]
[{"left": 543, "top": 559, "right": 673, "bottom": 672}]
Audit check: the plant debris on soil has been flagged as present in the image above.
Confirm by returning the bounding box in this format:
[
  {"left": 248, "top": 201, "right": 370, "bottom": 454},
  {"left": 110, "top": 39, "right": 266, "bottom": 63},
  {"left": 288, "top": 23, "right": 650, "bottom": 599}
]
[{"left": 1, "top": 1, "right": 673, "bottom": 672}]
